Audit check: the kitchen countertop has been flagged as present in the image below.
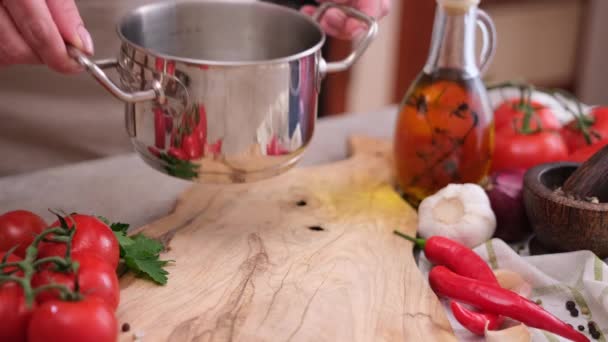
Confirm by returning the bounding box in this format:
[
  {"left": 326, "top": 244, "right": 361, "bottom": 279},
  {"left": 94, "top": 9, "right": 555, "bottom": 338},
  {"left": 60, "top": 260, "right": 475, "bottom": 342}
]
[{"left": 0, "top": 106, "right": 398, "bottom": 227}]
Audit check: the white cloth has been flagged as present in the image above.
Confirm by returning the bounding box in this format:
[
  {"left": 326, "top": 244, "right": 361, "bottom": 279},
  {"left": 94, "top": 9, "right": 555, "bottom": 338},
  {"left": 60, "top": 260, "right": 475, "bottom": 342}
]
[{"left": 420, "top": 238, "right": 608, "bottom": 341}]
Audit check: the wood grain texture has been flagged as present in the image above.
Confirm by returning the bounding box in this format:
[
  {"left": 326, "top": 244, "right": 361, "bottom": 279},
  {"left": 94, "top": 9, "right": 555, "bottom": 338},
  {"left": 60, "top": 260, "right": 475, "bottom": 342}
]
[
  {"left": 117, "top": 136, "right": 456, "bottom": 342},
  {"left": 562, "top": 144, "right": 608, "bottom": 202}
]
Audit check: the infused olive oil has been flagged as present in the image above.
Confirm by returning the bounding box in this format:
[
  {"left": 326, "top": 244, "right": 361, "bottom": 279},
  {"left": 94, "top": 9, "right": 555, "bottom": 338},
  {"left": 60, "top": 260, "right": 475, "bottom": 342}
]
[{"left": 394, "top": 0, "right": 497, "bottom": 205}]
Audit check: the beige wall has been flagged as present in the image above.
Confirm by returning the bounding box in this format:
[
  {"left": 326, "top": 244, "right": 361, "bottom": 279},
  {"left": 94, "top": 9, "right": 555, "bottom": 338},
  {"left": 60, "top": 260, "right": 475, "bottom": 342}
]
[
  {"left": 346, "top": 0, "right": 402, "bottom": 113},
  {"left": 482, "top": 0, "right": 584, "bottom": 86},
  {"left": 344, "top": 0, "right": 594, "bottom": 114}
]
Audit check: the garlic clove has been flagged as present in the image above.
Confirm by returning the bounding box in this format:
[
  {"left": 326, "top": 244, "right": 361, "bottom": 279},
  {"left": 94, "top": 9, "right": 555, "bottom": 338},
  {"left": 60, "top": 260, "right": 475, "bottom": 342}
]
[
  {"left": 494, "top": 269, "right": 532, "bottom": 298},
  {"left": 485, "top": 324, "right": 531, "bottom": 342}
]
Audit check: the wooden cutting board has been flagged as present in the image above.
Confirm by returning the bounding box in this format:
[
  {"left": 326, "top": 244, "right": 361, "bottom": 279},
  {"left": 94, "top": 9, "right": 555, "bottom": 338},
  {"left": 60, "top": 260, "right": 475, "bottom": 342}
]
[{"left": 117, "top": 136, "right": 456, "bottom": 342}]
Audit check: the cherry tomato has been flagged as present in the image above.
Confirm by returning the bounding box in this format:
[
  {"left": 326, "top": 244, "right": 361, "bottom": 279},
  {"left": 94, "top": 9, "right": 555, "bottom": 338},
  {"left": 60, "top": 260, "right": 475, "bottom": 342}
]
[
  {"left": 567, "top": 139, "right": 608, "bottom": 163},
  {"left": 560, "top": 107, "right": 608, "bottom": 153},
  {"left": 32, "top": 254, "right": 120, "bottom": 310},
  {"left": 37, "top": 214, "right": 119, "bottom": 269},
  {"left": 494, "top": 99, "right": 561, "bottom": 132},
  {"left": 0, "top": 250, "right": 22, "bottom": 274},
  {"left": 0, "top": 282, "right": 31, "bottom": 342},
  {"left": 28, "top": 296, "right": 117, "bottom": 342},
  {"left": 492, "top": 128, "right": 569, "bottom": 172},
  {"left": 0, "top": 210, "right": 47, "bottom": 258},
  {"left": 182, "top": 134, "right": 203, "bottom": 159}
]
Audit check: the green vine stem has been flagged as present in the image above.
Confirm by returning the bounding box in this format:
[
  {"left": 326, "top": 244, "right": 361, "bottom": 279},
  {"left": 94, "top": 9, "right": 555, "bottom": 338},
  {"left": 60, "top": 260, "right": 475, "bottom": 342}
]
[
  {"left": 33, "top": 256, "right": 72, "bottom": 269},
  {"left": 487, "top": 80, "right": 595, "bottom": 143},
  {"left": 33, "top": 283, "right": 82, "bottom": 301},
  {"left": 0, "top": 222, "right": 79, "bottom": 308}
]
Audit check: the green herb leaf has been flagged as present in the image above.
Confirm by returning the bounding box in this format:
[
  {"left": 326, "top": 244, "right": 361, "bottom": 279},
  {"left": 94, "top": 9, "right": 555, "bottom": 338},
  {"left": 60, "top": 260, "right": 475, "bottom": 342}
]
[
  {"left": 130, "top": 234, "right": 164, "bottom": 255},
  {"left": 124, "top": 255, "right": 169, "bottom": 285},
  {"left": 122, "top": 234, "right": 170, "bottom": 285},
  {"left": 113, "top": 231, "right": 134, "bottom": 249},
  {"left": 104, "top": 218, "right": 171, "bottom": 285},
  {"left": 110, "top": 222, "right": 130, "bottom": 234}
]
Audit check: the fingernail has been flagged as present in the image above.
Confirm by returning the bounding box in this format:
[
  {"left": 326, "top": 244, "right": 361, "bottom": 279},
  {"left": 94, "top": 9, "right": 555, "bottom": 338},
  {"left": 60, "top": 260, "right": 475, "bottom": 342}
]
[{"left": 77, "top": 24, "right": 94, "bottom": 55}]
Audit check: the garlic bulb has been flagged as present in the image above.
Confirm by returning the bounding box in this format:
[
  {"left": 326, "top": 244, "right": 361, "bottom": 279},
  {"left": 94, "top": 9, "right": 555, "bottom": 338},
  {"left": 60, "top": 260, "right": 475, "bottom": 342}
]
[{"left": 418, "top": 183, "right": 496, "bottom": 248}]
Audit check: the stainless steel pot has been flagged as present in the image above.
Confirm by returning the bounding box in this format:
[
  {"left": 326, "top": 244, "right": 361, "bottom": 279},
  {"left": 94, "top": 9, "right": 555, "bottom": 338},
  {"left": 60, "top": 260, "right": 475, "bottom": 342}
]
[{"left": 68, "top": 0, "right": 377, "bottom": 183}]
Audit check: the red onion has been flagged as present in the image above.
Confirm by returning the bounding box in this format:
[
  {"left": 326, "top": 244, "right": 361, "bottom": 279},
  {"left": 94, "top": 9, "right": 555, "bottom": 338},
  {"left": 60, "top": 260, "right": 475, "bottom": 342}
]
[{"left": 485, "top": 169, "right": 532, "bottom": 242}]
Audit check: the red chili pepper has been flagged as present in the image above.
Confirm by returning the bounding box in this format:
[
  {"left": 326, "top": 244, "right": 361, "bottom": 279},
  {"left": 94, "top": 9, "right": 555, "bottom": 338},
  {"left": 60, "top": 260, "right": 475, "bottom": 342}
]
[
  {"left": 153, "top": 107, "right": 165, "bottom": 149},
  {"left": 395, "top": 232, "right": 503, "bottom": 335},
  {"left": 450, "top": 301, "right": 501, "bottom": 335},
  {"left": 429, "top": 266, "right": 589, "bottom": 342}
]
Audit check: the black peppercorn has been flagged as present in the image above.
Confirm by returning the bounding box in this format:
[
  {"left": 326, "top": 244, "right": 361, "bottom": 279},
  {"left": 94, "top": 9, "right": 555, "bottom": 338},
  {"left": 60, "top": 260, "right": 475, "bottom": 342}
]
[
  {"left": 566, "top": 300, "right": 576, "bottom": 310},
  {"left": 578, "top": 325, "right": 585, "bottom": 331},
  {"left": 570, "top": 308, "right": 579, "bottom": 317}
]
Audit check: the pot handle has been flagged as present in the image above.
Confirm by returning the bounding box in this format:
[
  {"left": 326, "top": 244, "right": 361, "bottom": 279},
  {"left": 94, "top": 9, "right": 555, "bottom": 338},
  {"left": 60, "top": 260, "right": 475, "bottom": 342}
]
[
  {"left": 313, "top": 3, "right": 378, "bottom": 74},
  {"left": 67, "top": 46, "right": 165, "bottom": 103}
]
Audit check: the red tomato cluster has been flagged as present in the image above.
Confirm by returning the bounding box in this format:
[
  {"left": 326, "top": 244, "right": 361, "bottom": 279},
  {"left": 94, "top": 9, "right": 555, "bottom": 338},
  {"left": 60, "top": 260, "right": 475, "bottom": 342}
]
[
  {"left": 0, "top": 211, "right": 120, "bottom": 342},
  {"left": 491, "top": 96, "right": 608, "bottom": 172}
]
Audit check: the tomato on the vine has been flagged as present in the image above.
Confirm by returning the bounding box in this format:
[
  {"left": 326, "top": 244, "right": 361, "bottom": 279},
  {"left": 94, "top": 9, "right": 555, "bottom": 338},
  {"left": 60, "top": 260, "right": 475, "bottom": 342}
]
[
  {"left": 492, "top": 128, "right": 569, "bottom": 172},
  {"left": 0, "top": 250, "right": 22, "bottom": 274},
  {"left": 32, "top": 254, "right": 120, "bottom": 310},
  {"left": 0, "top": 210, "right": 47, "bottom": 257},
  {"left": 0, "top": 282, "right": 31, "bottom": 342},
  {"left": 28, "top": 296, "right": 117, "bottom": 342},
  {"left": 560, "top": 107, "right": 608, "bottom": 153},
  {"left": 494, "top": 99, "right": 561, "bottom": 132},
  {"left": 567, "top": 138, "right": 608, "bottom": 163},
  {"left": 37, "top": 214, "right": 119, "bottom": 269}
]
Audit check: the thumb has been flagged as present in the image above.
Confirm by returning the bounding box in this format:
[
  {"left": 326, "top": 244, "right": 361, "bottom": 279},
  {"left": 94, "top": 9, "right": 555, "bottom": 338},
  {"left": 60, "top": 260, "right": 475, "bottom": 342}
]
[{"left": 47, "top": 0, "right": 94, "bottom": 55}]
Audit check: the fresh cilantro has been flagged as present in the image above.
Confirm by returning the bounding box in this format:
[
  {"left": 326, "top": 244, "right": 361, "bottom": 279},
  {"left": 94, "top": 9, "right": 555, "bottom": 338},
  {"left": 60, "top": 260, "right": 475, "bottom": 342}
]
[
  {"left": 103, "top": 219, "right": 171, "bottom": 285},
  {"left": 110, "top": 222, "right": 129, "bottom": 234}
]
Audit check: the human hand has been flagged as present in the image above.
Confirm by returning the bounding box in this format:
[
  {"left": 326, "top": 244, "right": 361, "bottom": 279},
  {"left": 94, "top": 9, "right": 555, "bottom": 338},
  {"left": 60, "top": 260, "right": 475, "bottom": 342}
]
[
  {"left": 301, "top": 0, "right": 391, "bottom": 40},
  {"left": 0, "top": 0, "right": 93, "bottom": 73}
]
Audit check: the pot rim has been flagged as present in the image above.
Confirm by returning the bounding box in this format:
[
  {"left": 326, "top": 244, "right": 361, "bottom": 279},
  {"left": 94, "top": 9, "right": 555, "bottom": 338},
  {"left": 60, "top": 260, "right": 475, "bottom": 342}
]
[{"left": 115, "top": 0, "right": 327, "bottom": 66}]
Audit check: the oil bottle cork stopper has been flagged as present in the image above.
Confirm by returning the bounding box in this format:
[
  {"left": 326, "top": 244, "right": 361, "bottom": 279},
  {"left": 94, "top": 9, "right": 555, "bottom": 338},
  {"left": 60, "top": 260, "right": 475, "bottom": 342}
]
[{"left": 437, "top": 0, "right": 480, "bottom": 12}]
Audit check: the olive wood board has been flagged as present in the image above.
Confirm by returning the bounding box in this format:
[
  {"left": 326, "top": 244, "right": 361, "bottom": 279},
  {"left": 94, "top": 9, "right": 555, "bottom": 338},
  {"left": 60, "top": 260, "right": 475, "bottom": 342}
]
[{"left": 117, "top": 135, "right": 456, "bottom": 342}]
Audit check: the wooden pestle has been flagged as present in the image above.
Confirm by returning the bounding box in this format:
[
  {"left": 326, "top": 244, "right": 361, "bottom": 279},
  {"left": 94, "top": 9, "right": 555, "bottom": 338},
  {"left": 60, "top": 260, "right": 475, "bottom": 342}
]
[{"left": 562, "top": 144, "right": 608, "bottom": 202}]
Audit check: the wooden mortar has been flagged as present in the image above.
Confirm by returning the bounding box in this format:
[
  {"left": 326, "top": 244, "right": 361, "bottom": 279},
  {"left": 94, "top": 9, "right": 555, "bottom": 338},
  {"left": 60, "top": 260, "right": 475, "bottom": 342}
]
[{"left": 523, "top": 145, "right": 608, "bottom": 257}]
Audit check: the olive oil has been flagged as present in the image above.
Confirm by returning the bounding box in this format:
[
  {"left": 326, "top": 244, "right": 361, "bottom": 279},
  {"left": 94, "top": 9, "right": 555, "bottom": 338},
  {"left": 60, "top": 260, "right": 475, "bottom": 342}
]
[
  {"left": 394, "top": 68, "right": 494, "bottom": 205},
  {"left": 393, "top": 0, "right": 497, "bottom": 206}
]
